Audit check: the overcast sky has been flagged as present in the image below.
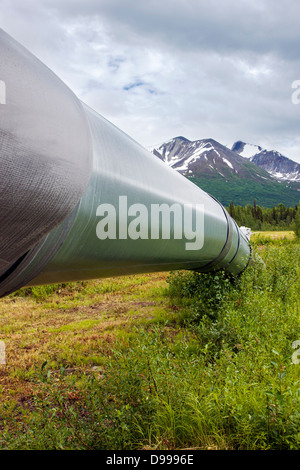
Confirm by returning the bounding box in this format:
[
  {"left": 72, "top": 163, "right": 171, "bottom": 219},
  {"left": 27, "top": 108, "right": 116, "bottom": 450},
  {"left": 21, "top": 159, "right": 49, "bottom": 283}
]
[{"left": 1, "top": 0, "right": 300, "bottom": 162}]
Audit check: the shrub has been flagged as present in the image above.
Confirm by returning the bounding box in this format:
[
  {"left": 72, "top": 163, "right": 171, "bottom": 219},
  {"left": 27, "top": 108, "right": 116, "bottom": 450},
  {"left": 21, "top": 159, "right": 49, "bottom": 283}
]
[
  {"left": 1, "top": 237, "right": 300, "bottom": 450},
  {"left": 166, "top": 270, "right": 233, "bottom": 320}
]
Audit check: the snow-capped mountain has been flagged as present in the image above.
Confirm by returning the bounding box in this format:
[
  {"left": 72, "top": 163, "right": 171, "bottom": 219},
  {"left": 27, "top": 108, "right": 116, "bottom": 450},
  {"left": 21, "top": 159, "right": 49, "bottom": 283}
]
[
  {"left": 151, "top": 136, "right": 300, "bottom": 207},
  {"left": 231, "top": 141, "right": 263, "bottom": 159},
  {"left": 152, "top": 136, "right": 273, "bottom": 182},
  {"left": 152, "top": 137, "right": 300, "bottom": 183},
  {"left": 231, "top": 141, "right": 300, "bottom": 183}
]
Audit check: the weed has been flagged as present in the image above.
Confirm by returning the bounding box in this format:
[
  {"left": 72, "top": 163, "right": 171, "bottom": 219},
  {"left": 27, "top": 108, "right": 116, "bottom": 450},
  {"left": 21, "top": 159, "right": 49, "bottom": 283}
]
[{"left": 0, "top": 237, "right": 300, "bottom": 449}]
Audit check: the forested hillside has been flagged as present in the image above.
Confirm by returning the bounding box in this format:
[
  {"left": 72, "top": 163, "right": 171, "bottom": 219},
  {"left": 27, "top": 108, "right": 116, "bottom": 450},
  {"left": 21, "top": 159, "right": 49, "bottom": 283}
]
[{"left": 226, "top": 201, "right": 300, "bottom": 232}]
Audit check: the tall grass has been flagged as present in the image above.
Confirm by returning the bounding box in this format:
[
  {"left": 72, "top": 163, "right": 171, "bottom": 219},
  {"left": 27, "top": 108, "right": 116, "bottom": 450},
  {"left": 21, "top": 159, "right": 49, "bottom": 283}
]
[{"left": 1, "top": 238, "right": 300, "bottom": 450}]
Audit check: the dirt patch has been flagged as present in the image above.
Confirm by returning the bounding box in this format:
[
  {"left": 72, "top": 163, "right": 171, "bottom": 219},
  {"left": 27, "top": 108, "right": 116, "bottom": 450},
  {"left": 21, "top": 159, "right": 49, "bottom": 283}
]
[{"left": 65, "top": 300, "right": 158, "bottom": 316}]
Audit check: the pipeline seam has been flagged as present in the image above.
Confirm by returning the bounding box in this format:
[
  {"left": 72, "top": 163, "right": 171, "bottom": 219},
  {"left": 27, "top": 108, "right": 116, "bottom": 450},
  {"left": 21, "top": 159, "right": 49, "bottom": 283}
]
[{"left": 197, "top": 194, "right": 233, "bottom": 272}]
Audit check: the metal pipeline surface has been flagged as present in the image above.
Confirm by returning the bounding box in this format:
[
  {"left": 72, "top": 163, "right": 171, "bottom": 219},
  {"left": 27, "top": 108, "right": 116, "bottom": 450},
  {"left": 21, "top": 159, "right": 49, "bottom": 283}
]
[{"left": 0, "top": 29, "right": 251, "bottom": 297}]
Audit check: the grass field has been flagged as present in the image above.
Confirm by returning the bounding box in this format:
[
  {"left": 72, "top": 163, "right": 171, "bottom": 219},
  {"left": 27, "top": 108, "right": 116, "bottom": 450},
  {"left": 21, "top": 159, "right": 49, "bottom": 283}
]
[
  {"left": 0, "top": 232, "right": 300, "bottom": 450},
  {"left": 0, "top": 272, "right": 170, "bottom": 400},
  {"left": 251, "top": 231, "right": 296, "bottom": 240}
]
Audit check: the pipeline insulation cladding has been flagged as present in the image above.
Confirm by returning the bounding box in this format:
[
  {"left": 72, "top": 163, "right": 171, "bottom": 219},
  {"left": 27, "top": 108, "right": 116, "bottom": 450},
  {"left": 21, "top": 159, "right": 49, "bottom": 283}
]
[{"left": 0, "top": 29, "right": 251, "bottom": 297}]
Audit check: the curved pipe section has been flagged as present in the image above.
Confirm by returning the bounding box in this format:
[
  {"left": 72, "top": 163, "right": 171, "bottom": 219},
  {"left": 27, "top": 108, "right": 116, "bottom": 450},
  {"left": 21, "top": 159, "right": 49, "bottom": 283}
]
[
  {"left": 0, "top": 30, "right": 251, "bottom": 297},
  {"left": 0, "top": 29, "right": 92, "bottom": 275}
]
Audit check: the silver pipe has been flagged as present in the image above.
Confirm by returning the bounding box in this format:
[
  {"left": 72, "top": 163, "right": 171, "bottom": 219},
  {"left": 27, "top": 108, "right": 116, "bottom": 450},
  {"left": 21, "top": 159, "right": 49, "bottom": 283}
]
[{"left": 0, "top": 30, "right": 251, "bottom": 297}]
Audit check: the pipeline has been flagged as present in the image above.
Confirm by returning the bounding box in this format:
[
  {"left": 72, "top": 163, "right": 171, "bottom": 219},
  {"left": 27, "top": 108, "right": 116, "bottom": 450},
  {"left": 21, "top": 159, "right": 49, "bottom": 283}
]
[{"left": 0, "top": 29, "right": 251, "bottom": 297}]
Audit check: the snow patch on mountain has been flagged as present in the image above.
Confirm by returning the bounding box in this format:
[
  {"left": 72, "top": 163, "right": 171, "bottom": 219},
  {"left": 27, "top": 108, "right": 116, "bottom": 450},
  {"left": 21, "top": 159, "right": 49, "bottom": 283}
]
[
  {"left": 222, "top": 157, "right": 233, "bottom": 169},
  {"left": 231, "top": 141, "right": 300, "bottom": 182},
  {"left": 231, "top": 141, "right": 263, "bottom": 159},
  {"left": 151, "top": 136, "right": 300, "bottom": 184}
]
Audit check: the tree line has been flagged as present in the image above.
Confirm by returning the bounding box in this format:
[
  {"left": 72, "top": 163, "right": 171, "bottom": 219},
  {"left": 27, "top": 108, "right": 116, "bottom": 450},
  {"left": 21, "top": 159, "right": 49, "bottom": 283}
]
[{"left": 226, "top": 200, "right": 300, "bottom": 234}]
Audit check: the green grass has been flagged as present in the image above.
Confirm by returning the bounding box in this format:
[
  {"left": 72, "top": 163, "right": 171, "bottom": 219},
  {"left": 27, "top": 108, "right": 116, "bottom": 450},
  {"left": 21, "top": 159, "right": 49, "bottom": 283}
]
[{"left": 0, "top": 238, "right": 300, "bottom": 449}]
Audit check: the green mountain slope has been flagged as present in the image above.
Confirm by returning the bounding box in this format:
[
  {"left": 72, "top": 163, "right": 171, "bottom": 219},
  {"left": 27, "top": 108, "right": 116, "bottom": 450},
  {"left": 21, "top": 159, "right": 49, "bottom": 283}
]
[
  {"left": 152, "top": 137, "right": 300, "bottom": 207},
  {"left": 188, "top": 173, "right": 300, "bottom": 207}
]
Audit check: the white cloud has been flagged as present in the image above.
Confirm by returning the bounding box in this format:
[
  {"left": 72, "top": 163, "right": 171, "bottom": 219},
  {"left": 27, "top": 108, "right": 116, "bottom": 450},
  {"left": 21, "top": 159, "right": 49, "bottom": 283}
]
[{"left": 0, "top": 0, "right": 300, "bottom": 162}]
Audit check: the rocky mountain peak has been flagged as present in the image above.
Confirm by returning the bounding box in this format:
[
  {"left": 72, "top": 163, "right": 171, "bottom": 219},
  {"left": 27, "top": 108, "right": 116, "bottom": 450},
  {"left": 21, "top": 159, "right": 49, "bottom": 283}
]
[
  {"left": 150, "top": 136, "right": 300, "bottom": 207},
  {"left": 231, "top": 141, "right": 300, "bottom": 182}
]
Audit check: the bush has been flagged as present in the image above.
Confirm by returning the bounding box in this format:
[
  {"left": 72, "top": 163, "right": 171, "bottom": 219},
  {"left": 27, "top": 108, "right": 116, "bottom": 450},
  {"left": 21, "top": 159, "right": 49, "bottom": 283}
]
[
  {"left": 166, "top": 270, "right": 233, "bottom": 320},
  {"left": 1, "top": 238, "right": 300, "bottom": 450}
]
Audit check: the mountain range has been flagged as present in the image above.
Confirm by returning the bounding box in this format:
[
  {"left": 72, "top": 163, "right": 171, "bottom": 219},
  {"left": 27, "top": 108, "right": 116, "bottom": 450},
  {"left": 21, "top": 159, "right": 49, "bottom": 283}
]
[
  {"left": 231, "top": 141, "right": 300, "bottom": 183},
  {"left": 151, "top": 137, "right": 300, "bottom": 207}
]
